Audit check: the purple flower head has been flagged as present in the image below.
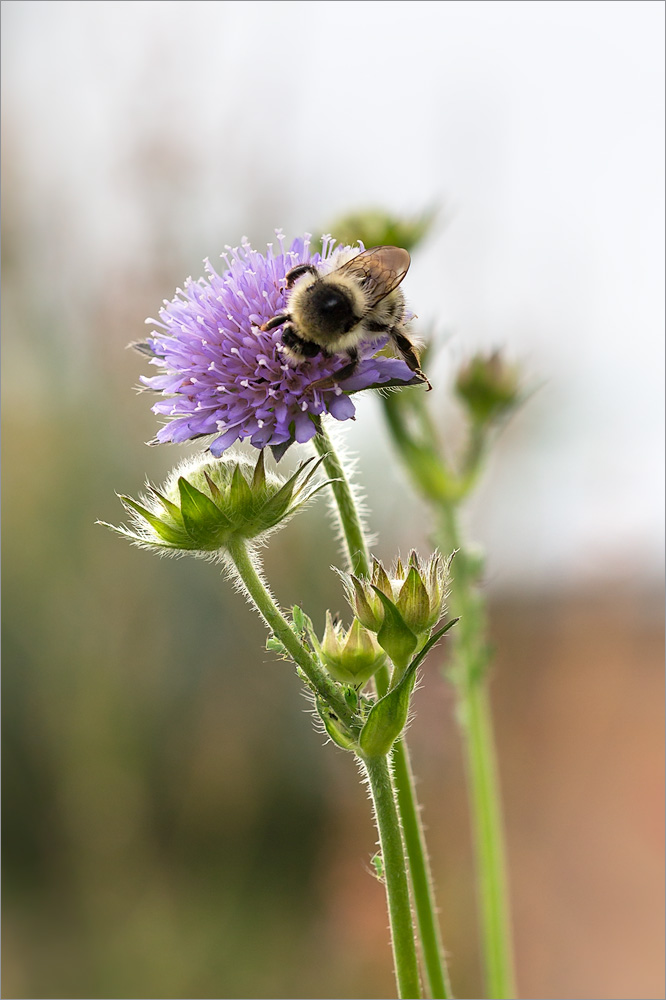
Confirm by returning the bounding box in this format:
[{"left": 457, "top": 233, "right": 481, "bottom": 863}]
[{"left": 140, "top": 233, "right": 418, "bottom": 459}]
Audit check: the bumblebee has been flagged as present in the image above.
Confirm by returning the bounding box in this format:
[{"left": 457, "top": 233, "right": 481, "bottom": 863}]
[{"left": 261, "top": 245, "right": 431, "bottom": 390}]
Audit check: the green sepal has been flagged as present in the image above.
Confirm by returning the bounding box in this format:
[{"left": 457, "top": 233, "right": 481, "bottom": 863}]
[
  {"left": 147, "top": 485, "right": 184, "bottom": 521},
  {"left": 203, "top": 470, "right": 223, "bottom": 503},
  {"left": 359, "top": 618, "right": 459, "bottom": 757},
  {"left": 296, "top": 455, "right": 324, "bottom": 491},
  {"left": 107, "top": 450, "right": 334, "bottom": 556},
  {"left": 396, "top": 565, "right": 431, "bottom": 631},
  {"left": 408, "top": 549, "right": 421, "bottom": 570},
  {"left": 178, "top": 477, "right": 230, "bottom": 547},
  {"left": 349, "top": 574, "right": 380, "bottom": 631},
  {"left": 251, "top": 449, "right": 267, "bottom": 493},
  {"left": 229, "top": 463, "right": 253, "bottom": 512},
  {"left": 120, "top": 496, "right": 185, "bottom": 546},
  {"left": 372, "top": 558, "right": 393, "bottom": 598},
  {"left": 258, "top": 475, "right": 296, "bottom": 525},
  {"left": 372, "top": 586, "right": 418, "bottom": 671},
  {"left": 359, "top": 670, "right": 416, "bottom": 757}
]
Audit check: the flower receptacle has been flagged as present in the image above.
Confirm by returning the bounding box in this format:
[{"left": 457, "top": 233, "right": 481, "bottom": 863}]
[{"left": 101, "top": 450, "right": 334, "bottom": 555}]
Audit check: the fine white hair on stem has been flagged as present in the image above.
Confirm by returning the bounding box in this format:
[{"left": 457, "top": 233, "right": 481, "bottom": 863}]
[
  {"left": 318, "top": 419, "right": 378, "bottom": 563},
  {"left": 220, "top": 544, "right": 276, "bottom": 610}
]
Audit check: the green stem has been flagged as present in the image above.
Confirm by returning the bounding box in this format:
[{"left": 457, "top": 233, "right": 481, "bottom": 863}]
[
  {"left": 362, "top": 753, "right": 422, "bottom": 1000},
  {"left": 314, "top": 417, "right": 451, "bottom": 998},
  {"left": 392, "top": 740, "right": 452, "bottom": 999},
  {"left": 226, "top": 537, "right": 354, "bottom": 728},
  {"left": 313, "top": 420, "right": 371, "bottom": 577},
  {"left": 382, "top": 383, "right": 517, "bottom": 997},
  {"left": 437, "top": 507, "right": 516, "bottom": 1000},
  {"left": 462, "top": 679, "right": 515, "bottom": 999}
]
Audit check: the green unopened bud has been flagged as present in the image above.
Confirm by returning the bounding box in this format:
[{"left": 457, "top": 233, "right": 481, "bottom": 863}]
[
  {"left": 327, "top": 207, "right": 437, "bottom": 254},
  {"left": 455, "top": 350, "right": 521, "bottom": 426},
  {"left": 320, "top": 612, "right": 387, "bottom": 687},
  {"left": 343, "top": 552, "right": 450, "bottom": 644},
  {"left": 101, "top": 451, "right": 333, "bottom": 554}
]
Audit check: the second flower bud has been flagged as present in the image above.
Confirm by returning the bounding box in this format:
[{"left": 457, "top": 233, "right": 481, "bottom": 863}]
[{"left": 319, "top": 611, "right": 387, "bottom": 687}]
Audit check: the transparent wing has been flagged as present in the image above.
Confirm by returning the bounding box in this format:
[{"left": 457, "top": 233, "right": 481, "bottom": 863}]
[{"left": 335, "top": 246, "right": 410, "bottom": 307}]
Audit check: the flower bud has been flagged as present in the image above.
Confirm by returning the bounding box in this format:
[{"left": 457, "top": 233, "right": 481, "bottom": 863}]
[
  {"left": 344, "top": 552, "right": 449, "bottom": 639},
  {"left": 319, "top": 612, "right": 387, "bottom": 687},
  {"left": 101, "top": 450, "right": 332, "bottom": 554},
  {"left": 455, "top": 350, "right": 521, "bottom": 426},
  {"left": 328, "top": 207, "right": 437, "bottom": 254}
]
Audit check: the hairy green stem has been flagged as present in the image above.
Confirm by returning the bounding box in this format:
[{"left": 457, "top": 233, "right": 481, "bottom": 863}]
[
  {"left": 226, "top": 537, "right": 354, "bottom": 728},
  {"left": 381, "top": 392, "right": 516, "bottom": 997},
  {"left": 314, "top": 418, "right": 451, "bottom": 998},
  {"left": 313, "top": 421, "right": 371, "bottom": 577},
  {"left": 437, "top": 507, "right": 516, "bottom": 1000},
  {"left": 392, "top": 740, "right": 452, "bottom": 999},
  {"left": 362, "top": 753, "right": 422, "bottom": 1000}
]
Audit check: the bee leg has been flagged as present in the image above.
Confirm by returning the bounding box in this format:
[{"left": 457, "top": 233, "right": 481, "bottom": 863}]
[
  {"left": 309, "top": 348, "right": 359, "bottom": 390},
  {"left": 393, "top": 331, "right": 432, "bottom": 391},
  {"left": 261, "top": 313, "right": 290, "bottom": 332},
  {"left": 285, "top": 263, "right": 319, "bottom": 288}
]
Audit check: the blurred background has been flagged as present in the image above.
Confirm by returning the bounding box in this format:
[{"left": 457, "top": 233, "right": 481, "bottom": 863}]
[{"left": 2, "top": 2, "right": 663, "bottom": 998}]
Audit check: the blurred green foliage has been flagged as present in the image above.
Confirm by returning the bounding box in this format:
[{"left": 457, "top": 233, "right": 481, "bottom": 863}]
[
  {"left": 325, "top": 207, "right": 438, "bottom": 253},
  {"left": 2, "top": 396, "right": 349, "bottom": 998}
]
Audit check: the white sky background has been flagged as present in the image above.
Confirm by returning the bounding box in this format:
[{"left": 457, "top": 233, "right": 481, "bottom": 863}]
[{"left": 2, "top": 0, "right": 664, "bottom": 591}]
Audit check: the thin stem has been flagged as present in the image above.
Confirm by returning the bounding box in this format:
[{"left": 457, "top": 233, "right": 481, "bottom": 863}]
[
  {"left": 392, "top": 740, "right": 452, "bottom": 999},
  {"left": 314, "top": 418, "right": 451, "bottom": 998},
  {"left": 313, "top": 420, "right": 371, "bottom": 577},
  {"left": 363, "top": 753, "right": 422, "bottom": 1000},
  {"left": 437, "top": 507, "right": 516, "bottom": 999},
  {"left": 462, "top": 679, "right": 515, "bottom": 999},
  {"left": 225, "top": 537, "right": 354, "bottom": 728}
]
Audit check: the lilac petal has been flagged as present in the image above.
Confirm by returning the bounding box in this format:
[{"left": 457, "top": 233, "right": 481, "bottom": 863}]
[
  {"left": 293, "top": 410, "right": 318, "bottom": 443},
  {"left": 210, "top": 427, "right": 241, "bottom": 455},
  {"left": 342, "top": 358, "right": 415, "bottom": 392},
  {"left": 327, "top": 393, "right": 357, "bottom": 421}
]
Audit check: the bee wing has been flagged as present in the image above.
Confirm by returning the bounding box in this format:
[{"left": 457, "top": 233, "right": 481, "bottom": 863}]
[{"left": 335, "top": 246, "right": 410, "bottom": 307}]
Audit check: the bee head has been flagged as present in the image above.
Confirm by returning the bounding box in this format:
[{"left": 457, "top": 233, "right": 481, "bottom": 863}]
[{"left": 297, "top": 281, "right": 359, "bottom": 338}]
